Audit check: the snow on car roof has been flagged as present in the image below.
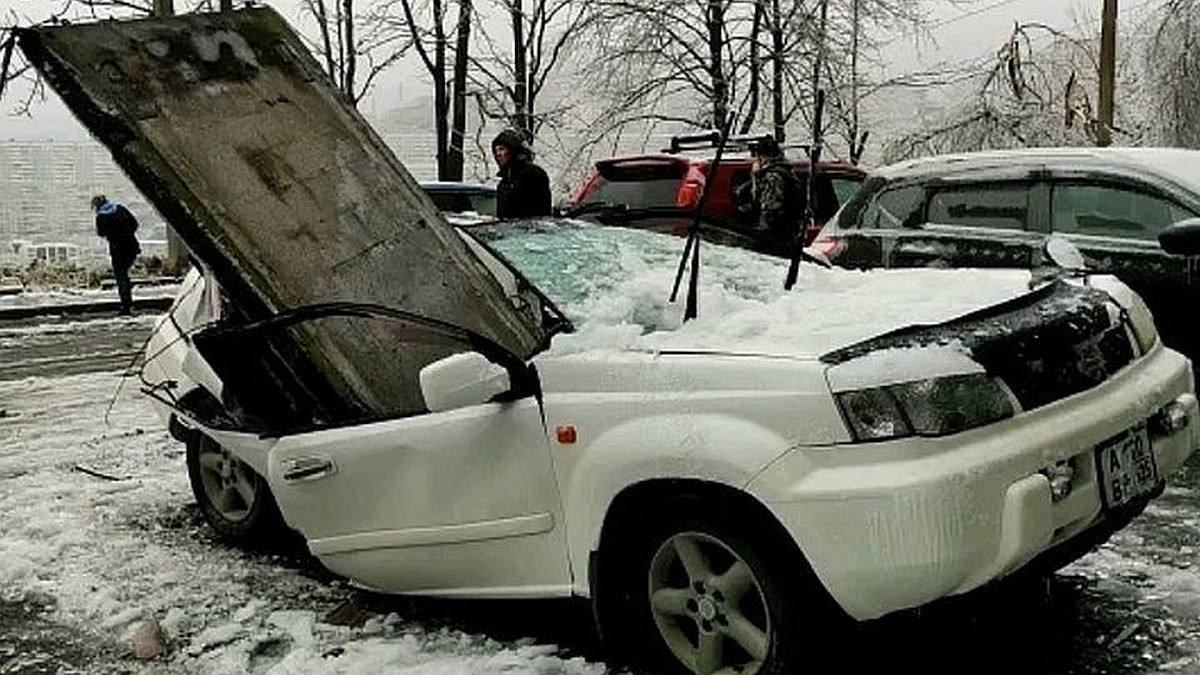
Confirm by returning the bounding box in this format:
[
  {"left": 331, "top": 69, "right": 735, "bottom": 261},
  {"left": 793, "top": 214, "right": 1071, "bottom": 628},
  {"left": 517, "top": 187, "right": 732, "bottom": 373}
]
[{"left": 877, "top": 147, "right": 1200, "bottom": 199}]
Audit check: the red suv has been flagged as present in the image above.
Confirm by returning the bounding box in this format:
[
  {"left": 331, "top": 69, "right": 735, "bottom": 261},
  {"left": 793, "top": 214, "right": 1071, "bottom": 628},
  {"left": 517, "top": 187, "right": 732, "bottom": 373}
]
[{"left": 570, "top": 132, "right": 868, "bottom": 246}]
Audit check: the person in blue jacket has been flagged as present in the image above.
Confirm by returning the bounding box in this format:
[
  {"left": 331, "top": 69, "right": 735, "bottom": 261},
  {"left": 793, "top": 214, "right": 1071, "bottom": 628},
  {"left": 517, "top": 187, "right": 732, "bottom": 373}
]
[{"left": 91, "top": 194, "right": 142, "bottom": 316}]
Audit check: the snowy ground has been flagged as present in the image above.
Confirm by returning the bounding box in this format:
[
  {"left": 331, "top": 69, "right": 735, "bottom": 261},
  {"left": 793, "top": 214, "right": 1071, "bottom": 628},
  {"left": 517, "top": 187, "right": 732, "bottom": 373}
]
[{"left": 3, "top": 311, "right": 1200, "bottom": 674}]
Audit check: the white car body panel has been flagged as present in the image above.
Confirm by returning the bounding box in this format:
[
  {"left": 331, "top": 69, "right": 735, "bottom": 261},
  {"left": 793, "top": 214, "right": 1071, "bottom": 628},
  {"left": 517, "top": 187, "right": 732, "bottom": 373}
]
[
  {"left": 144, "top": 240, "right": 1199, "bottom": 621},
  {"left": 532, "top": 352, "right": 847, "bottom": 596},
  {"left": 749, "top": 342, "right": 1197, "bottom": 620},
  {"left": 263, "top": 395, "right": 570, "bottom": 597}
]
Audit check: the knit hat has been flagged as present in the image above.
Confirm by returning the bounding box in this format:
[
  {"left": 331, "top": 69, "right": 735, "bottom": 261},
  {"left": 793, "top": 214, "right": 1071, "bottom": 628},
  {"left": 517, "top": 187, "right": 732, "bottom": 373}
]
[
  {"left": 747, "top": 136, "right": 782, "bottom": 158},
  {"left": 492, "top": 129, "right": 529, "bottom": 152}
]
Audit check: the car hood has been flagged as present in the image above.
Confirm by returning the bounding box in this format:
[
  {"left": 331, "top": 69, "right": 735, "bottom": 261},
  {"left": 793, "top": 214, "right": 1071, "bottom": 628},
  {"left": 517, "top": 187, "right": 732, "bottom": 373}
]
[
  {"left": 18, "top": 9, "right": 548, "bottom": 429},
  {"left": 547, "top": 265, "right": 1042, "bottom": 356}
]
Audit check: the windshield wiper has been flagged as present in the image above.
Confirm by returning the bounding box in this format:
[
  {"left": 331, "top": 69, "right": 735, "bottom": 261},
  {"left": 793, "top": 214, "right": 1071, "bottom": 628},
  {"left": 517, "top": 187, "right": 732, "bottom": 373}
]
[
  {"left": 669, "top": 120, "right": 735, "bottom": 322},
  {"left": 561, "top": 201, "right": 629, "bottom": 218}
]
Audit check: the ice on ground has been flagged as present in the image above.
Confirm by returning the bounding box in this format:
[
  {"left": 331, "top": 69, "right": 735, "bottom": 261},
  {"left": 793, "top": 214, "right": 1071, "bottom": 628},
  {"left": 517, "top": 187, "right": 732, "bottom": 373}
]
[
  {"left": 0, "top": 284, "right": 181, "bottom": 310},
  {"left": 0, "top": 371, "right": 610, "bottom": 673}
]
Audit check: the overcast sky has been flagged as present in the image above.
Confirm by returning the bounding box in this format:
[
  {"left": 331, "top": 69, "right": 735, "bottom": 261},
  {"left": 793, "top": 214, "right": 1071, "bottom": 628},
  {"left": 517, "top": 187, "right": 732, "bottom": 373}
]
[{"left": 0, "top": 0, "right": 1158, "bottom": 140}]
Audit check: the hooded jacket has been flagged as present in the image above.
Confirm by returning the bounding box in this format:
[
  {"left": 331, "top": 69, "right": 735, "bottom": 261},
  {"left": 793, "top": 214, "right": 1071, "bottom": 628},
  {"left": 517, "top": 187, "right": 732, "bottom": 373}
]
[
  {"left": 493, "top": 130, "right": 552, "bottom": 218},
  {"left": 95, "top": 201, "right": 142, "bottom": 262}
]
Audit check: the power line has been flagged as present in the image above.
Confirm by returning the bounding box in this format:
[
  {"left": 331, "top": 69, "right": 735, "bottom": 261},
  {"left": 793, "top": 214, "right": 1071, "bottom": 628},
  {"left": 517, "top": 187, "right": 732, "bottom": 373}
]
[
  {"left": 930, "top": 0, "right": 1031, "bottom": 29},
  {"left": 876, "top": 0, "right": 1030, "bottom": 48}
]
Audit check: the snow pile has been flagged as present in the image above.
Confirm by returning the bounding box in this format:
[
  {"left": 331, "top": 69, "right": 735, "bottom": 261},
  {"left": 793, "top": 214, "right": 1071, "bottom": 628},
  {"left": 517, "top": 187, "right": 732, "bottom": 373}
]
[
  {"left": 483, "top": 221, "right": 1034, "bottom": 356},
  {"left": 0, "top": 371, "right": 610, "bottom": 673}
]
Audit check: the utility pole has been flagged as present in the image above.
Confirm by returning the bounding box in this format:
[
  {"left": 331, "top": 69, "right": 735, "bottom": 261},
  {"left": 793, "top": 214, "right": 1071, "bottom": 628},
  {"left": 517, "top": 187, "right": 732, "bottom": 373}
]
[{"left": 1097, "top": 0, "right": 1117, "bottom": 146}]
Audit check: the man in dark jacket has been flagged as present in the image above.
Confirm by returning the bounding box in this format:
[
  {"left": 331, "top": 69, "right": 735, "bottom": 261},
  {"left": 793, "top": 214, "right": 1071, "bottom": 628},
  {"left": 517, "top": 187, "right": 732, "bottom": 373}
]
[
  {"left": 92, "top": 194, "right": 142, "bottom": 315},
  {"left": 492, "top": 129, "right": 552, "bottom": 218},
  {"left": 736, "top": 136, "right": 802, "bottom": 251}
]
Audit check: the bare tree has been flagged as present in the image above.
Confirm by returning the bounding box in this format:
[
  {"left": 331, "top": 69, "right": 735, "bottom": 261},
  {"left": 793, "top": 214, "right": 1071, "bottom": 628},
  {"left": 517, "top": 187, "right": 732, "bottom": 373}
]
[
  {"left": 1144, "top": 0, "right": 1200, "bottom": 147},
  {"left": 568, "top": 0, "right": 924, "bottom": 160},
  {"left": 298, "top": 0, "right": 411, "bottom": 106},
  {"left": 386, "top": 0, "right": 474, "bottom": 180},
  {"left": 469, "top": 0, "right": 597, "bottom": 142},
  {"left": 880, "top": 21, "right": 1136, "bottom": 163}
]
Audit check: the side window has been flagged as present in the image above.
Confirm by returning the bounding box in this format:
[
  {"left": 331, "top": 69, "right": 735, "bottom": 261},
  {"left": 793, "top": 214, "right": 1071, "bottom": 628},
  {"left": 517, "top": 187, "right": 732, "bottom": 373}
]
[
  {"left": 927, "top": 184, "right": 1030, "bottom": 230},
  {"left": 857, "top": 185, "right": 923, "bottom": 229},
  {"left": 469, "top": 193, "right": 497, "bottom": 216},
  {"left": 797, "top": 174, "right": 840, "bottom": 222},
  {"left": 1051, "top": 183, "right": 1193, "bottom": 241},
  {"left": 831, "top": 177, "right": 864, "bottom": 206}
]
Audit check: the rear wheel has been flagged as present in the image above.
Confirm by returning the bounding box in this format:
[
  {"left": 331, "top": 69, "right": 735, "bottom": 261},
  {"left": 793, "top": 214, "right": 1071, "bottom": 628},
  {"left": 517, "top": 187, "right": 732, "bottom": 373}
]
[
  {"left": 186, "top": 433, "right": 286, "bottom": 548},
  {"left": 597, "top": 493, "right": 840, "bottom": 674}
]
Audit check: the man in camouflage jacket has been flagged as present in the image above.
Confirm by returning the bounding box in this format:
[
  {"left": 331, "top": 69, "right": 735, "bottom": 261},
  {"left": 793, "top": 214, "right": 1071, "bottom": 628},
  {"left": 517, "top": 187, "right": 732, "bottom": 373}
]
[{"left": 737, "top": 136, "right": 802, "bottom": 251}]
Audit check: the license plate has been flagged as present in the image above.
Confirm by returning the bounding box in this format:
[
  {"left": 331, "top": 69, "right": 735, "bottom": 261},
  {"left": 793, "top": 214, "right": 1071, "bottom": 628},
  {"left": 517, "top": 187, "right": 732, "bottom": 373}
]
[{"left": 1095, "top": 422, "right": 1158, "bottom": 509}]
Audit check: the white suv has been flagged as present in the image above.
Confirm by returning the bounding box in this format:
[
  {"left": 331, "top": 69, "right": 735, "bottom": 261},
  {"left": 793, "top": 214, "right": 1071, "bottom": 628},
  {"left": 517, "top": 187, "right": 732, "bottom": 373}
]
[{"left": 143, "top": 220, "right": 1197, "bottom": 675}]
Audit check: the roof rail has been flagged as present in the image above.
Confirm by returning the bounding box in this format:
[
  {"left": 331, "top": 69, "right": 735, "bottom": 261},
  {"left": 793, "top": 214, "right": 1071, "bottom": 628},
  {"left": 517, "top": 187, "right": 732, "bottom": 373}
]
[{"left": 662, "top": 130, "right": 812, "bottom": 155}]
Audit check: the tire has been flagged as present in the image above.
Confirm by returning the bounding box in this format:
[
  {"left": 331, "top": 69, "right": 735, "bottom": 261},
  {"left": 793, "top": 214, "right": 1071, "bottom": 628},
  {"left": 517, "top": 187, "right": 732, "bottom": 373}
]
[
  {"left": 597, "top": 493, "right": 841, "bottom": 675},
  {"left": 185, "top": 432, "right": 287, "bottom": 549}
]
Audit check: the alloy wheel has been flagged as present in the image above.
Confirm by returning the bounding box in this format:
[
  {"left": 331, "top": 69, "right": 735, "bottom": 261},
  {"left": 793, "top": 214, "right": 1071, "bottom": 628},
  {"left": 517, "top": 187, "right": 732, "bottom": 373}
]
[
  {"left": 195, "top": 438, "right": 258, "bottom": 522},
  {"left": 648, "top": 531, "right": 771, "bottom": 675}
]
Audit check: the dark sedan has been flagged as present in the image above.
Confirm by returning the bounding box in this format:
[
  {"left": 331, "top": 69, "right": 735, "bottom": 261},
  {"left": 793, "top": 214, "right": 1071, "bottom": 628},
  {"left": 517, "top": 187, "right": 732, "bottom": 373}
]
[
  {"left": 421, "top": 181, "right": 497, "bottom": 216},
  {"left": 813, "top": 147, "right": 1200, "bottom": 363}
]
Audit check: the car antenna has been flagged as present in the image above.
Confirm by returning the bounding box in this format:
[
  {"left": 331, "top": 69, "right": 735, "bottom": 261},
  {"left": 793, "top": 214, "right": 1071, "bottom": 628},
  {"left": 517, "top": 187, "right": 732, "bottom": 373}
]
[{"left": 670, "top": 118, "right": 736, "bottom": 322}]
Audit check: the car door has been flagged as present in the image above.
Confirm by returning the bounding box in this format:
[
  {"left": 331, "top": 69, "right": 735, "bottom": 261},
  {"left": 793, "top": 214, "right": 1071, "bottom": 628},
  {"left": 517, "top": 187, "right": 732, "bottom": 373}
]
[
  {"left": 1047, "top": 177, "right": 1199, "bottom": 359},
  {"left": 826, "top": 180, "right": 922, "bottom": 268},
  {"left": 885, "top": 179, "right": 1047, "bottom": 270},
  {"left": 264, "top": 393, "right": 571, "bottom": 596}
]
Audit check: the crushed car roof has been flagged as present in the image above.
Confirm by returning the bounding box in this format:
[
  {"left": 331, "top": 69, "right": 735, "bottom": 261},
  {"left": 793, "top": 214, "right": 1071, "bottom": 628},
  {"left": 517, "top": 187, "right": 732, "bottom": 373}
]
[{"left": 18, "top": 8, "right": 550, "bottom": 429}]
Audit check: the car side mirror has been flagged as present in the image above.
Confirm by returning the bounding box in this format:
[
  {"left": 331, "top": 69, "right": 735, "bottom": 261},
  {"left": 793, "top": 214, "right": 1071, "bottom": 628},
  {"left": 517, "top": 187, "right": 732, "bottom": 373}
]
[
  {"left": 1159, "top": 218, "right": 1200, "bottom": 256},
  {"left": 1044, "top": 235, "right": 1087, "bottom": 272},
  {"left": 419, "top": 351, "right": 513, "bottom": 413}
]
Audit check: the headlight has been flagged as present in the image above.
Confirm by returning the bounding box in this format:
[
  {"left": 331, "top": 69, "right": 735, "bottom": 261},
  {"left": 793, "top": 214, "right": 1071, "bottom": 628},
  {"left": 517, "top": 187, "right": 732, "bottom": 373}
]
[{"left": 835, "top": 374, "right": 1017, "bottom": 442}]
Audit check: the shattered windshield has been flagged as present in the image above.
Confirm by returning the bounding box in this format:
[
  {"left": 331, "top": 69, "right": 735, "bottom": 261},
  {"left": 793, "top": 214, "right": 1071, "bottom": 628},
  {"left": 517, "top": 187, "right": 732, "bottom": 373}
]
[
  {"left": 469, "top": 219, "right": 780, "bottom": 319},
  {"left": 467, "top": 219, "right": 1038, "bottom": 356}
]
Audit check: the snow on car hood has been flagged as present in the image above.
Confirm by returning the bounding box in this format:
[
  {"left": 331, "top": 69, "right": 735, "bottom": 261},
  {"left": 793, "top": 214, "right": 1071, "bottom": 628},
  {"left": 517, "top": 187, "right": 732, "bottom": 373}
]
[{"left": 474, "top": 221, "right": 1040, "bottom": 358}]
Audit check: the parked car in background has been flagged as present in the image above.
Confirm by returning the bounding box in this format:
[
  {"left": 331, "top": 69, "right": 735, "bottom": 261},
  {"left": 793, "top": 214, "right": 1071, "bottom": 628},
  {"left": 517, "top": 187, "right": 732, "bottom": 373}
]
[
  {"left": 421, "top": 181, "right": 497, "bottom": 216},
  {"left": 571, "top": 132, "right": 868, "bottom": 246},
  {"left": 813, "top": 147, "right": 1200, "bottom": 364}
]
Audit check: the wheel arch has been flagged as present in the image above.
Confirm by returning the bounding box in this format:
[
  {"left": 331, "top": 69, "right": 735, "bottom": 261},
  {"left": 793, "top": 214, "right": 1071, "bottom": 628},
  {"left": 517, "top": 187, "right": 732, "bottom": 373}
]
[
  {"left": 559, "top": 414, "right": 794, "bottom": 597},
  {"left": 589, "top": 478, "right": 809, "bottom": 600},
  {"left": 587, "top": 477, "right": 851, "bottom": 668}
]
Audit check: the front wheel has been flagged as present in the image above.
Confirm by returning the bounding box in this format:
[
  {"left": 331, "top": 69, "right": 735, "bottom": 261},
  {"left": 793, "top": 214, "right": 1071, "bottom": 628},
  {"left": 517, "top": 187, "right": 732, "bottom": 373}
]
[
  {"left": 598, "top": 495, "right": 841, "bottom": 675},
  {"left": 185, "top": 432, "right": 287, "bottom": 549}
]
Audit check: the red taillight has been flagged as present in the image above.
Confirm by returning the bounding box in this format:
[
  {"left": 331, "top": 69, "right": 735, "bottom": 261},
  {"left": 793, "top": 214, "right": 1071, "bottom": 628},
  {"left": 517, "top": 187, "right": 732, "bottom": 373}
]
[
  {"left": 676, "top": 178, "right": 702, "bottom": 208},
  {"left": 572, "top": 171, "right": 601, "bottom": 204}
]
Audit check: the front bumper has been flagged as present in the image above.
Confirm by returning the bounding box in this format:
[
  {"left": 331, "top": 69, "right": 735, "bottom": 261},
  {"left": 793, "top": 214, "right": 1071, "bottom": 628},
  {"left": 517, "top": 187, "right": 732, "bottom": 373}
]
[{"left": 748, "top": 343, "right": 1198, "bottom": 621}]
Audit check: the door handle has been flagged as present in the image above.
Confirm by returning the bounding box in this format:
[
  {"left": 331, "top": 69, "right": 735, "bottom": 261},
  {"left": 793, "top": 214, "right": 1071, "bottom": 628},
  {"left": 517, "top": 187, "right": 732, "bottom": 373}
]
[{"left": 281, "top": 457, "right": 337, "bottom": 482}]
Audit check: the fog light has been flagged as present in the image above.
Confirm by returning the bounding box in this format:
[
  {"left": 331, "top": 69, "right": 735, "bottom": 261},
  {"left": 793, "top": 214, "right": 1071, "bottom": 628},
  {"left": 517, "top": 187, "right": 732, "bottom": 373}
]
[
  {"left": 1040, "top": 460, "right": 1075, "bottom": 502},
  {"left": 1151, "top": 401, "right": 1190, "bottom": 436}
]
